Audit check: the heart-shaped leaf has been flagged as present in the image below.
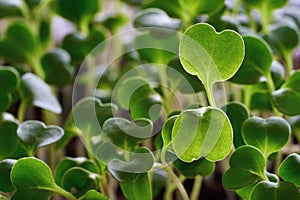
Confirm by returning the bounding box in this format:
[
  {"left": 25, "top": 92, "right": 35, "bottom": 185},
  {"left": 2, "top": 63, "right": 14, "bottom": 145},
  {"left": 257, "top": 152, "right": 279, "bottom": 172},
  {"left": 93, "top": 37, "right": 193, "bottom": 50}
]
[
  {"left": 0, "top": 67, "right": 20, "bottom": 93},
  {"left": 62, "top": 167, "right": 99, "bottom": 198},
  {"left": 222, "top": 145, "right": 267, "bottom": 190},
  {"left": 20, "top": 73, "right": 62, "bottom": 113},
  {"left": 174, "top": 157, "right": 215, "bottom": 178},
  {"left": 242, "top": 116, "right": 291, "bottom": 157},
  {"left": 0, "top": 119, "right": 19, "bottom": 158},
  {"left": 120, "top": 173, "right": 152, "bottom": 200},
  {"left": 103, "top": 117, "right": 153, "bottom": 150},
  {"left": 278, "top": 153, "right": 300, "bottom": 187},
  {"left": 134, "top": 8, "right": 181, "bottom": 30},
  {"left": 250, "top": 181, "right": 300, "bottom": 200},
  {"left": 230, "top": 36, "right": 273, "bottom": 84},
  {"left": 179, "top": 23, "right": 244, "bottom": 106},
  {"left": 11, "top": 157, "right": 60, "bottom": 200},
  {"left": 55, "top": 157, "right": 98, "bottom": 187},
  {"left": 222, "top": 102, "right": 249, "bottom": 148},
  {"left": 0, "top": 159, "right": 17, "bottom": 192},
  {"left": 17, "top": 120, "right": 64, "bottom": 155},
  {"left": 108, "top": 147, "right": 154, "bottom": 182},
  {"left": 0, "top": 0, "right": 22, "bottom": 18},
  {"left": 0, "top": 21, "right": 36, "bottom": 63},
  {"left": 79, "top": 190, "right": 109, "bottom": 200},
  {"left": 272, "top": 70, "right": 300, "bottom": 115},
  {"left": 41, "top": 48, "right": 73, "bottom": 87},
  {"left": 172, "top": 107, "right": 233, "bottom": 162},
  {"left": 53, "top": 0, "right": 100, "bottom": 25}
]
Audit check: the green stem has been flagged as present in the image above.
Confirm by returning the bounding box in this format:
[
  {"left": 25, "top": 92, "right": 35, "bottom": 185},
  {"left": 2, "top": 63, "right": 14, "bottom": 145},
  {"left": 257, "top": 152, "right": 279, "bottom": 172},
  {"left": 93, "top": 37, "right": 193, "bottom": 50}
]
[
  {"left": 265, "top": 73, "right": 282, "bottom": 116},
  {"left": 17, "top": 101, "right": 27, "bottom": 122},
  {"left": 260, "top": 5, "right": 271, "bottom": 35},
  {"left": 232, "top": 0, "right": 242, "bottom": 16},
  {"left": 283, "top": 52, "right": 293, "bottom": 77},
  {"left": 204, "top": 84, "right": 216, "bottom": 107},
  {"left": 246, "top": 9, "right": 257, "bottom": 32},
  {"left": 163, "top": 167, "right": 189, "bottom": 200},
  {"left": 55, "top": 187, "right": 78, "bottom": 200},
  {"left": 190, "top": 175, "right": 203, "bottom": 200}
]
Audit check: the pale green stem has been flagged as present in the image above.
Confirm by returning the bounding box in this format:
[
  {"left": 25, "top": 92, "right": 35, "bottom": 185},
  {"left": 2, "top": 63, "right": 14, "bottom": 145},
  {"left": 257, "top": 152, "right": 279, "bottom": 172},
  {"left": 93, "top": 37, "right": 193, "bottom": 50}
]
[
  {"left": 283, "top": 52, "right": 293, "bottom": 77},
  {"left": 190, "top": 175, "right": 203, "bottom": 200},
  {"left": 204, "top": 83, "right": 216, "bottom": 107},
  {"left": 260, "top": 5, "right": 271, "bottom": 35},
  {"left": 17, "top": 101, "right": 27, "bottom": 122},
  {"left": 55, "top": 187, "right": 78, "bottom": 200}
]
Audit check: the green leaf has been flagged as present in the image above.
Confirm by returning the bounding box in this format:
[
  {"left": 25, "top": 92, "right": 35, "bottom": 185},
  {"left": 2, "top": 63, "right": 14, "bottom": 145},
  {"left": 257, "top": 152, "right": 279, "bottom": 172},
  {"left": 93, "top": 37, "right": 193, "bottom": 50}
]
[
  {"left": 242, "top": 116, "right": 291, "bottom": 157},
  {"left": 172, "top": 107, "right": 233, "bottom": 162},
  {"left": 174, "top": 157, "right": 215, "bottom": 178},
  {"left": 0, "top": 159, "right": 17, "bottom": 192},
  {"left": 179, "top": 23, "right": 244, "bottom": 106},
  {"left": 236, "top": 183, "right": 258, "bottom": 200},
  {"left": 62, "top": 167, "right": 98, "bottom": 198},
  {"left": 108, "top": 147, "right": 154, "bottom": 182},
  {"left": 230, "top": 36, "right": 272, "bottom": 84},
  {"left": 79, "top": 190, "right": 109, "bottom": 200},
  {"left": 0, "top": 93, "right": 12, "bottom": 112},
  {"left": 222, "top": 146, "right": 266, "bottom": 190},
  {"left": 103, "top": 117, "right": 152, "bottom": 150},
  {"left": 55, "top": 157, "right": 98, "bottom": 187},
  {"left": 162, "top": 115, "right": 178, "bottom": 146},
  {"left": 271, "top": 60, "right": 285, "bottom": 89},
  {"left": 272, "top": 70, "right": 300, "bottom": 115},
  {"left": 17, "top": 120, "right": 64, "bottom": 155},
  {"left": 120, "top": 173, "right": 152, "bottom": 200},
  {"left": 0, "top": 0, "right": 22, "bottom": 18},
  {"left": 251, "top": 181, "right": 300, "bottom": 200},
  {"left": 0, "top": 21, "right": 36, "bottom": 63},
  {"left": 41, "top": 48, "right": 73, "bottom": 87},
  {"left": 53, "top": 0, "right": 100, "bottom": 25},
  {"left": 0, "top": 67, "right": 20, "bottom": 93},
  {"left": 134, "top": 8, "right": 181, "bottom": 30},
  {"left": 11, "top": 157, "right": 59, "bottom": 200},
  {"left": 21, "top": 73, "right": 62, "bottom": 113},
  {"left": 0, "top": 119, "right": 19, "bottom": 158},
  {"left": 278, "top": 153, "right": 300, "bottom": 187},
  {"left": 24, "top": 0, "right": 41, "bottom": 8},
  {"left": 222, "top": 102, "right": 249, "bottom": 148},
  {"left": 151, "top": 170, "right": 166, "bottom": 198},
  {"left": 185, "top": 0, "right": 224, "bottom": 17}
]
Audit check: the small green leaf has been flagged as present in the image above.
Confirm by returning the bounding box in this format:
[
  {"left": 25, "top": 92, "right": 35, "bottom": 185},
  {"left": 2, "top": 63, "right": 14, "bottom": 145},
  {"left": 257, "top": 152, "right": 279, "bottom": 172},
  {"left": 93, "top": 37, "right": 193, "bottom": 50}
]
[
  {"left": 172, "top": 107, "right": 233, "bottom": 162},
  {"left": 242, "top": 116, "right": 290, "bottom": 157},
  {"left": 222, "top": 146, "right": 266, "bottom": 190},
  {"left": 142, "top": 0, "right": 182, "bottom": 18},
  {"left": 179, "top": 23, "right": 244, "bottom": 105},
  {"left": 0, "top": 119, "right": 19, "bottom": 158},
  {"left": 53, "top": 0, "right": 100, "bottom": 25},
  {"left": 272, "top": 70, "right": 300, "bottom": 115},
  {"left": 251, "top": 181, "right": 300, "bottom": 200},
  {"left": 0, "top": 67, "right": 20, "bottom": 93},
  {"left": 134, "top": 8, "right": 181, "bottom": 30},
  {"left": 0, "top": 93, "right": 12, "bottom": 112},
  {"left": 17, "top": 120, "right": 64, "bottom": 155},
  {"left": 162, "top": 115, "right": 178, "bottom": 146},
  {"left": 41, "top": 48, "right": 73, "bottom": 87},
  {"left": 62, "top": 167, "right": 98, "bottom": 198},
  {"left": 79, "top": 190, "right": 109, "bottom": 200},
  {"left": 0, "top": 0, "right": 22, "bottom": 18},
  {"left": 103, "top": 117, "right": 152, "bottom": 150},
  {"left": 271, "top": 61, "right": 285, "bottom": 89},
  {"left": 11, "top": 157, "right": 59, "bottom": 200},
  {"left": 21, "top": 73, "right": 62, "bottom": 113},
  {"left": 152, "top": 170, "right": 166, "bottom": 198},
  {"left": 55, "top": 157, "right": 98, "bottom": 187},
  {"left": 174, "top": 157, "right": 215, "bottom": 178},
  {"left": 185, "top": 0, "right": 224, "bottom": 17},
  {"left": 230, "top": 36, "right": 272, "bottom": 84},
  {"left": 222, "top": 102, "right": 249, "bottom": 148},
  {"left": 278, "top": 153, "right": 300, "bottom": 187},
  {"left": 0, "top": 159, "right": 17, "bottom": 192},
  {"left": 120, "top": 173, "right": 152, "bottom": 200}
]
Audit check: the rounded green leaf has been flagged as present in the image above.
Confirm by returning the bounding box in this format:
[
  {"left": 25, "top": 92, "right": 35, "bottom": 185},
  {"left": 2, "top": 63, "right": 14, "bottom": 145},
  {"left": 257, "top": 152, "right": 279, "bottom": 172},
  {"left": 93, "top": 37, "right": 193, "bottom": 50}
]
[
  {"left": 272, "top": 70, "right": 300, "bottom": 115},
  {"left": 174, "top": 157, "right": 215, "bottom": 177},
  {"left": 11, "top": 157, "right": 58, "bottom": 200},
  {"left": 0, "top": 120, "right": 18, "bottom": 158},
  {"left": 0, "top": 67, "right": 20, "bottom": 93},
  {"left": 172, "top": 107, "right": 233, "bottom": 162},
  {"left": 222, "top": 102, "right": 249, "bottom": 148},
  {"left": 41, "top": 48, "right": 73, "bottom": 87},
  {"left": 17, "top": 120, "right": 64, "bottom": 155},
  {"left": 222, "top": 146, "right": 266, "bottom": 190},
  {"left": 103, "top": 118, "right": 153, "bottom": 150},
  {"left": 251, "top": 181, "right": 300, "bottom": 200},
  {"left": 162, "top": 115, "right": 178, "bottom": 146},
  {"left": 134, "top": 8, "right": 181, "bottom": 30},
  {"left": 242, "top": 116, "right": 291, "bottom": 157},
  {"left": 62, "top": 167, "right": 98, "bottom": 198},
  {"left": 21, "top": 73, "right": 62, "bottom": 113},
  {"left": 278, "top": 153, "right": 300, "bottom": 187},
  {"left": 0, "top": 93, "right": 12, "bottom": 112},
  {"left": 79, "top": 190, "right": 109, "bottom": 200},
  {"left": 0, "top": 159, "right": 17, "bottom": 192},
  {"left": 271, "top": 60, "right": 285, "bottom": 89},
  {"left": 142, "top": 0, "right": 182, "bottom": 18},
  {"left": 179, "top": 23, "right": 244, "bottom": 86},
  {"left": 53, "top": 0, "right": 99, "bottom": 24},
  {"left": 0, "top": 0, "right": 22, "bottom": 18},
  {"left": 244, "top": 0, "right": 288, "bottom": 10},
  {"left": 230, "top": 36, "right": 273, "bottom": 84}
]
